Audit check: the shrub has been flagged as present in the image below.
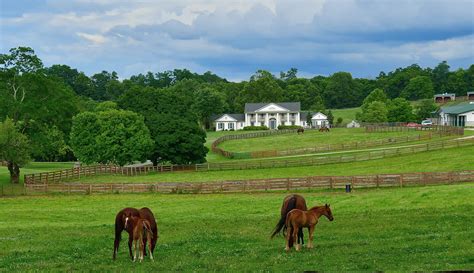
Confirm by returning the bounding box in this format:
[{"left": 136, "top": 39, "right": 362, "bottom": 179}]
[
  {"left": 243, "top": 126, "right": 269, "bottom": 131},
  {"left": 277, "top": 125, "right": 303, "bottom": 130}
]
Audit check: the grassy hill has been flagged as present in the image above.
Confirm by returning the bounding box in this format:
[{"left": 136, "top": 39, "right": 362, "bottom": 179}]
[{"left": 0, "top": 184, "right": 472, "bottom": 271}]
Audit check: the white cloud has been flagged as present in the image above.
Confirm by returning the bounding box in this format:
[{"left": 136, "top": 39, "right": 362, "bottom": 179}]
[{"left": 76, "top": 32, "right": 108, "bottom": 44}]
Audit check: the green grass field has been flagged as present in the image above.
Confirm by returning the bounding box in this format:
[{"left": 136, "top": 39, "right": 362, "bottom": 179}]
[
  {"left": 63, "top": 144, "right": 474, "bottom": 184},
  {"left": 330, "top": 107, "right": 360, "bottom": 124},
  {"left": 218, "top": 128, "right": 434, "bottom": 153},
  {"left": 0, "top": 184, "right": 472, "bottom": 271}
]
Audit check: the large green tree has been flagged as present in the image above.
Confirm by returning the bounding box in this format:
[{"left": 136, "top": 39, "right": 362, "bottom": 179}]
[
  {"left": 192, "top": 87, "right": 226, "bottom": 129},
  {"left": 238, "top": 70, "right": 284, "bottom": 107},
  {"left": 119, "top": 87, "right": 208, "bottom": 165},
  {"left": 415, "top": 99, "right": 439, "bottom": 122},
  {"left": 387, "top": 98, "right": 414, "bottom": 122},
  {"left": 360, "top": 101, "right": 388, "bottom": 123},
  {"left": 70, "top": 109, "right": 154, "bottom": 166},
  {"left": 0, "top": 118, "right": 30, "bottom": 183},
  {"left": 400, "top": 76, "right": 434, "bottom": 100}
]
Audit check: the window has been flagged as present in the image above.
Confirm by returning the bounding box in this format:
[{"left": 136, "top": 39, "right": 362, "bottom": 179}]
[
  {"left": 291, "top": 121, "right": 295, "bottom": 125},
  {"left": 260, "top": 122, "right": 265, "bottom": 126},
  {"left": 218, "top": 123, "right": 224, "bottom": 129},
  {"left": 251, "top": 122, "right": 255, "bottom": 126},
  {"left": 228, "top": 123, "right": 234, "bottom": 129}
]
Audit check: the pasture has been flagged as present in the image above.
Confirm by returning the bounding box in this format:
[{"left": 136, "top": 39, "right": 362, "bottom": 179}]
[
  {"left": 0, "top": 184, "right": 472, "bottom": 271},
  {"left": 68, "top": 144, "right": 474, "bottom": 184},
  {"left": 217, "top": 128, "right": 432, "bottom": 153}
]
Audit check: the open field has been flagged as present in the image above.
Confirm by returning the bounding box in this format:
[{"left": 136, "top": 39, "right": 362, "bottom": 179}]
[
  {"left": 0, "top": 184, "right": 472, "bottom": 271},
  {"left": 57, "top": 145, "right": 474, "bottom": 184},
  {"left": 330, "top": 107, "right": 360, "bottom": 124},
  {"left": 218, "top": 128, "right": 447, "bottom": 153}
]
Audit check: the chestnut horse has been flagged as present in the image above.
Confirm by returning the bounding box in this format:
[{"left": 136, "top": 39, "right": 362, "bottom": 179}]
[
  {"left": 271, "top": 194, "right": 307, "bottom": 245},
  {"left": 113, "top": 207, "right": 158, "bottom": 260},
  {"left": 319, "top": 127, "right": 330, "bottom": 132},
  {"left": 285, "top": 204, "right": 334, "bottom": 251},
  {"left": 297, "top": 128, "right": 304, "bottom": 134},
  {"left": 128, "top": 216, "right": 154, "bottom": 262}
]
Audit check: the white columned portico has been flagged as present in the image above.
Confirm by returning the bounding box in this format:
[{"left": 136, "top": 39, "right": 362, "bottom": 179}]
[
  {"left": 296, "top": 113, "right": 300, "bottom": 126},
  {"left": 286, "top": 113, "right": 290, "bottom": 125},
  {"left": 265, "top": 113, "right": 269, "bottom": 127},
  {"left": 245, "top": 113, "right": 248, "bottom": 126},
  {"left": 276, "top": 113, "right": 280, "bottom": 127}
]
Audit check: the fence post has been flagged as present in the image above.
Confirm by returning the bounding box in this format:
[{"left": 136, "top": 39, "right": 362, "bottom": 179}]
[
  {"left": 376, "top": 175, "right": 380, "bottom": 187},
  {"left": 399, "top": 175, "right": 403, "bottom": 188}
]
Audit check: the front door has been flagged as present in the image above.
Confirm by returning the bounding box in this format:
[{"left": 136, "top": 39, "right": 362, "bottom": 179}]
[{"left": 269, "top": 118, "right": 277, "bottom": 129}]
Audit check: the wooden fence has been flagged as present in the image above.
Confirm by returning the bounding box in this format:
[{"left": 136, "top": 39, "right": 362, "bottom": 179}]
[
  {"left": 24, "top": 164, "right": 196, "bottom": 184},
  {"left": 213, "top": 124, "right": 463, "bottom": 159},
  {"left": 211, "top": 129, "right": 303, "bottom": 158},
  {"left": 365, "top": 124, "right": 464, "bottom": 135},
  {"left": 24, "top": 137, "right": 474, "bottom": 184},
  {"left": 23, "top": 170, "right": 474, "bottom": 195},
  {"left": 198, "top": 137, "right": 474, "bottom": 171}
]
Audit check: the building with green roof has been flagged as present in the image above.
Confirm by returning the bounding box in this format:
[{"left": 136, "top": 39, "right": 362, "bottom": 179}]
[{"left": 438, "top": 102, "right": 474, "bottom": 127}]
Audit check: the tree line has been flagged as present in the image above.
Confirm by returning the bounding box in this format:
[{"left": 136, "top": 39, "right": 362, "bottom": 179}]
[{"left": 0, "top": 46, "right": 473, "bottom": 183}]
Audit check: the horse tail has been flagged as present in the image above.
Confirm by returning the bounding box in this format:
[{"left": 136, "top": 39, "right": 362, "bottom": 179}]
[
  {"left": 271, "top": 196, "right": 297, "bottom": 239},
  {"left": 113, "top": 214, "right": 123, "bottom": 260}
]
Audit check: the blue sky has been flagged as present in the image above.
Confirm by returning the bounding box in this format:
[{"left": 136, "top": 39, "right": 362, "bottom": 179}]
[{"left": 1, "top": 0, "right": 473, "bottom": 81}]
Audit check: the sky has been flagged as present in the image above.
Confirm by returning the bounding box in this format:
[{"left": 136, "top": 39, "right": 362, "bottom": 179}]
[{"left": 1, "top": 0, "right": 473, "bottom": 81}]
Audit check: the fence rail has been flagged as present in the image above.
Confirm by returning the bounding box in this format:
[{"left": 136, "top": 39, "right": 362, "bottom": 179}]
[
  {"left": 212, "top": 124, "right": 464, "bottom": 159},
  {"left": 24, "top": 137, "right": 474, "bottom": 184},
  {"left": 23, "top": 170, "right": 474, "bottom": 195},
  {"left": 365, "top": 124, "right": 464, "bottom": 135},
  {"left": 198, "top": 137, "right": 474, "bottom": 171}
]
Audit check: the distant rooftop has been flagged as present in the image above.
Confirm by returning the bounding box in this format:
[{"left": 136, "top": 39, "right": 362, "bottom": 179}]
[{"left": 441, "top": 102, "right": 474, "bottom": 114}]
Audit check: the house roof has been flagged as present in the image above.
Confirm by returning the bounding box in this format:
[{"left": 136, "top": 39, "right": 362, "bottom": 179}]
[
  {"left": 244, "top": 102, "right": 300, "bottom": 112},
  {"left": 311, "top": 112, "right": 327, "bottom": 119},
  {"left": 441, "top": 102, "right": 474, "bottom": 115},
  {"left": 212, "top": 114, "right": 245, "bottom": 121}
]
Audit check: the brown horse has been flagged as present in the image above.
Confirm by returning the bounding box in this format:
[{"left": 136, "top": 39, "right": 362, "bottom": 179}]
[
  {"left": 128, "top": 216, "right": 154, "bottom": 262},
  {"left": 319, "top": 127, "right": 330, "bottom": 132},
  {"left": 271, "top": 194, "right": 307, "bottom": 245},
  {"left": 113, "top": 207, "right": 158, "bottom": 260},
  {"left": 297, "top": 128, "right": 304, "bottom": 134},
  {"left": 285, "top": 204, "right": 334, "bottom": 251}
]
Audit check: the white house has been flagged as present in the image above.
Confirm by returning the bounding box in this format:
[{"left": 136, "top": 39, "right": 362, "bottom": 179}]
[
  {"left": 214, "top": 114, "right": 245, "bottom": 131},
  {"left": 347, "top": 120, "right": 361, "bottom": 128},
  {"left": 438, "top": 102, "right": 474, "bottom": 127},
  {"left": 215, "top": 102, "right": 314, "bottom": 131},
  {"left": 310, "top": 112, "right": 329, "bottom": 128}
]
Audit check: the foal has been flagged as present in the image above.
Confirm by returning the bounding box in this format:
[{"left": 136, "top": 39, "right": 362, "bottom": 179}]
[
  {"left": 285, "top": 204, "right": 334, "bottom": 251},
  {"left": 126, "top": 216, "right": 154, "bottom": 262}
]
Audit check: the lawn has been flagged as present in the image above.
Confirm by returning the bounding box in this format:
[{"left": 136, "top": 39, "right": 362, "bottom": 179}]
[
  {"left": 0, "top": 184, "right": 472, "bottom": 271},
  {"left": 218, "top": 128, "right": 438, "bottom": 153},
  {"left": 330, "top": 107, "right": 360, "bottom": 124},
  {"left": 68, "top": 144, "right": 474, "bottom": 184}
]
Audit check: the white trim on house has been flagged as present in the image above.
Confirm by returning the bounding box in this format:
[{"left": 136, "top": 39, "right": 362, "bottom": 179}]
[
  {"left": 215, "top": 114, "right": 245, "bottom": 131},
  {"left": 311, "top": 112, "right": 329, "bottom": 128},
  {"left": 254, "top": 103, "right": 290, "bottom": 113}
]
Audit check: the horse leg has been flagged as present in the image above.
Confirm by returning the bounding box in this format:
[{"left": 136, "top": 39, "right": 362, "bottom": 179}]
[
  {"left": 298, "top": 227, "right": 304, "bottom": 245},
  {"left": 128, "top": 235, "right": 134, "bottom": 260},
  {"left": 293, "top": 226, "right": 301, "bottom": 251},
  {"left": 307, "top": 225, "right": 315, "bottom": 249},
  {"left": 285, "top": 225, "right": 292, "bottom": 251},
  {"left": 132, "top": 240, "right": 137, "bottom": 262},
  {"left": 148, "top": 233, "right": 154, "bottom": 261},
  {"left": 113, "top": 233, "right": 120, "bottom": 260}
]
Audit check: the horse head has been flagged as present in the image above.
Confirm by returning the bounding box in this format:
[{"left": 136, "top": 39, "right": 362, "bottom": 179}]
[{"left": 324, "top": 204, "right": 334, "bottom": 221}]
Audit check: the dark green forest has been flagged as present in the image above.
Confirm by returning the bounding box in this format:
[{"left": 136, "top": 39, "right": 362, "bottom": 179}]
[{"left": 1, "top": 46, "right": 473, "bottom": 181}]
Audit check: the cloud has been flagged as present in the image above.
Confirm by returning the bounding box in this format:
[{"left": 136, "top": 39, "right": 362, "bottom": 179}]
[{"left": 1, "top": 0, "right": 473, "bottom": 80}]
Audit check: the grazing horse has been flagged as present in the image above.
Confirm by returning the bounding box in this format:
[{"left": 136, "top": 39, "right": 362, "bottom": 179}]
[
  {"left": 297, "top": 128, "right": 304, "bottom": 134},
  {"left": 128, "top": 216, "right": 154, "bottom": 262},
  {"left": 285, "top": 204, "right": 334, "bottom": 251},
  {"left": 271, "top": 194, "right": 307, "bottom": 245},
  {"left": 319, "top": 127, "right": 330, "bottom": 132},
  {"left": 113, "top": 207, "right": 159, "bottom": 260}
]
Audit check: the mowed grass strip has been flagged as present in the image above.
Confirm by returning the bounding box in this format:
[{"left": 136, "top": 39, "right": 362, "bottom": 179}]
[
  {"left": 0, "top": 184, "right": 472, "bottom": 271},
  {"left": 218, "top": 128, "right": 435, "bottom": 153},
  {"left": 72, "top": 145, "right": 474, "bottom": 184}
]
